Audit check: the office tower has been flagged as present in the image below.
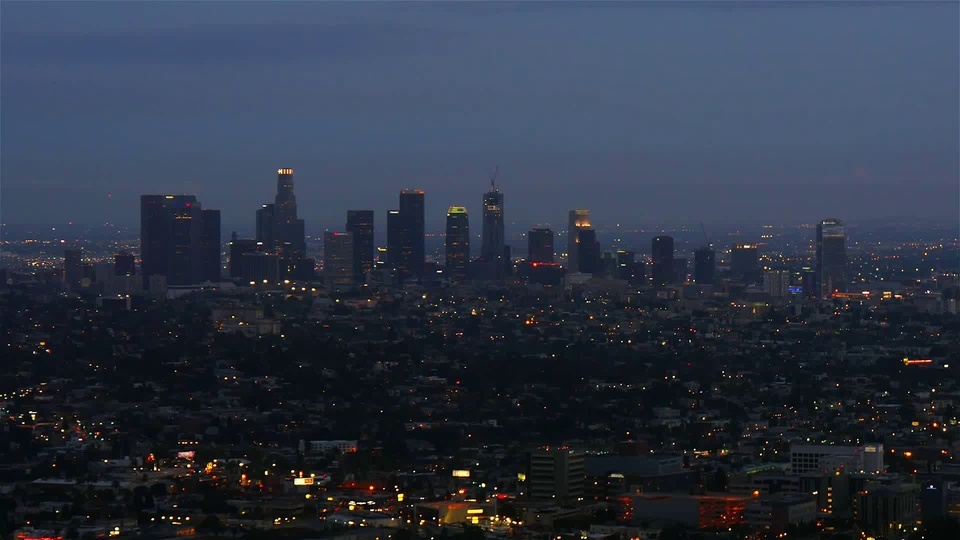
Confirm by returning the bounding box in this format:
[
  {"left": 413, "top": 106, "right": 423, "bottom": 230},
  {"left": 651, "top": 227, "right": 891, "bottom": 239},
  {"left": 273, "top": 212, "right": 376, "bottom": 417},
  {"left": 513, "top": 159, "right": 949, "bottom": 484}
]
[
  {"left": 615, "top": 250, "right": 634, "bottom": 280},
  {"left": 528, "top": 228, "right": 554, "bottom": 263},
  {"left": 445, "top": 206, "right": 470, "bottom": 281},
  {"left": 801, "top": 266, "right": 818, "bottom": 298},
  {"left": 256, "top": 204, "right": 275, "bottom": 247},
  {"left": 64, "top": 248, "right": 83, "bottom": 290},
  {"left": 324, "top": 231, "right": 354, "bottom": 288},
  {"left": 817, "top": 218, "right": 848, "bottom": 298},
  {"left": 228, "top": 238, "right": 258, "bottom": 279},
  {"left": 601, "top": 252, "right": 617, "bottom": 276},
  {"left": 481, "top": 181, "right": 505, "bottom": 278},
  {"left": 386, "top": 210, "right": 402, "bottom": 269},
  {"left": 241, "top": 252, "right": 280, "bottom": 283},
  {"left": 576, "top": 229, "right": 601, "bottom": 274},
  {"left": 200, "top": 209, "right": 221, "bottom": 282},
  {"left": 346, "top": 210, "right": 375, "bottom": 283},
  {"left": 527, "top": 448, "right": 586, "bottom": 503},
  {"left": 141, "top": 195, "right": 208, "bottom": 287},
  {"left": 651, "top": 236, "right": 674, "bottom": 287},
  {"left": 567, "top": 209, "right": 591, "bottom": 267},
  {"left": 674, "top": 257, "right": 689, "bottom": 283},
  {"left": 398, "top": 190, "right": 425, "bottom": 279},
  {"left": 273, "top": 168, "right": 306, "bottom": 257},
  {"left": 114, "top": 252, "right": 136, "bottom": 276},
  {"left": 694, "top": 247, "right": 716, "bottom": 285},
  {"left": 765, "top": 267, "right": 790, "bottom": 298},
  {"left": 731, "top": 242, "right": 760, "bottom": 283}
]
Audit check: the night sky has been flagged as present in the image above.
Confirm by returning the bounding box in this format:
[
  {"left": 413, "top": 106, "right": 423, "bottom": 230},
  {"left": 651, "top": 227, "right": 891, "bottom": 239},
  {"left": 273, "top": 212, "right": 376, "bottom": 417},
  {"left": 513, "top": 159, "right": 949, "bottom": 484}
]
[{"left": 2, "top": 1, "right": 957, "bottom": 230}]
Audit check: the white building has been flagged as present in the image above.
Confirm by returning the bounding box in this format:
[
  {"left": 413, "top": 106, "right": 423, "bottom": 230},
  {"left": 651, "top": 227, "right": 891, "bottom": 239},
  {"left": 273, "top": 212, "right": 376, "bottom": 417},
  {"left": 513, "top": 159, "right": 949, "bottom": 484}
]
[{"left": 790, "top": 443, "right": 884, "bottom": 474}]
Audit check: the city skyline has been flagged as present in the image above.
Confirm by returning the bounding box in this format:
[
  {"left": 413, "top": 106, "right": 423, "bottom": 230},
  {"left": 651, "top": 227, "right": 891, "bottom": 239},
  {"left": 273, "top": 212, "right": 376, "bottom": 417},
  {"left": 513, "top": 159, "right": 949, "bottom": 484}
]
[{"left": 2, "top": 1, "right": 958, "bottom": 226}]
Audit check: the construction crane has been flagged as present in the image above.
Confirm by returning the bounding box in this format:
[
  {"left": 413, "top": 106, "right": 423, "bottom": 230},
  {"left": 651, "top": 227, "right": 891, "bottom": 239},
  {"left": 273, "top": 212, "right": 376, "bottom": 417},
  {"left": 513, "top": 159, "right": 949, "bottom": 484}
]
[
  {"left": 700, "top": 222, "right": 712, "bottom": 249},
  {"left": 489, "top": 165, "right": 499, "bottom": 191}
]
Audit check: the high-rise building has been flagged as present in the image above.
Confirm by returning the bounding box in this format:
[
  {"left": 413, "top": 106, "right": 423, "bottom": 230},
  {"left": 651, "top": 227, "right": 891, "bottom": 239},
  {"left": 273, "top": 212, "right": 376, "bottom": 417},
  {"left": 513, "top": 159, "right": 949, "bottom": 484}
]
[
  {"left": 527, "top": 447, "right": 586, "bottom": 503},
  {"left": 241, "top": 252, "right": 280, "bottom": 283},
  {"left": 64, "top": 248, "right": 83, "bottom": 290},
  {"left": 674, "top": 257, "right": 689, "bottom": 283},
  {"left": 200, "top": 209, "right": 221, "bottom": 282},
  {"left": 346, "top": 210, "right": 375, "bottom": 283},
  {"left": 324, "top": 231, "right": 354, "bottom": 288},
  {"left": 255, "top": 204, "right": 275, "bottom": 247},
  {"left": 445, "top": 206, "right": 470, "bottom": 281},
  {"left": 114, "top": 252, "right": 136, "bottom": 276},
  {"left": 141, "top": 195, "right": 208, "bottom": 287},
  {"left": 817, "top": 218, "right": 847, "bottom": 298},
  {"left": 481, "top": 182, "right": 505, "bottom": 278},
  {"left": 386, "top": 210, "right": 402, "bottom": 270},
  {"left": 567, "top": 210, "right": 591, "bottom": 268},
  {"left": 398, "top": 190, "right": 425, "bottom": 279},
  {"left": 528, "top": 228, "right": 554, "bottom": 263},
  {"left": 273, "top": 168, "right": 306, "bottom": 257},
  {"left": 765, "top": 267, "right": 791, "bottom": 298},
  {"left": 694, "top": 247, "right": 716, "bottom": 285},
  {"left": 731, "top": 243, "right": 760, "bottom": 283},
  {"left": 651, "top": 236, "right": 674, "bottom": 287},
  {"left": 228, "top": 238, "right": 258, "bottom": 279},
  {"left": 576, "top": 229, "right": 601, "bottom": 274},
  {"left": 615, "top": 250, "right": 637, "bottom": 281}
]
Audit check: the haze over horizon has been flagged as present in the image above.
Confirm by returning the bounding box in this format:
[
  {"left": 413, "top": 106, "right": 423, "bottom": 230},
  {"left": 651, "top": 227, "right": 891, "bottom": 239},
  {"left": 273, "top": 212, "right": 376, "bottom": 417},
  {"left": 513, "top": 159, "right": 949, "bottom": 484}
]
[{"left": 2, "top": 1, "right": 958, "bottom": 230}]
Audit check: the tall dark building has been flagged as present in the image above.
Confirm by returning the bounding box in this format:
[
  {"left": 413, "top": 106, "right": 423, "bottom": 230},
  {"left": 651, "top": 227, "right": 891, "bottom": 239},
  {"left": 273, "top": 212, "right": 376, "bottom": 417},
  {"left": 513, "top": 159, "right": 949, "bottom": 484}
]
[
  {"left": 651, "top": 236, "right": 674, "bottom": 287},
  {"left": 141, "top": 195, "right": 209, "bottom": 287},
  {"left": 731, "top": 242, "right": 760, "bottom": 283},
  {"left": 674, "top": 257, "right": 689, "bottom": 283},
  {"left": 324, "top": 232, "right": 354, "bottom": 288},
  {"left": 615, "top": 249, "right": 635, "bottom": 280},
  {"left": 576, "top": 229, "right": 601, "bottom": 274},
  {"left": 817, "top": 218, "right": 847, "bottom": 297},
  {"left": 115, "top": 252, "right": 136, "bottom": 276},
  {"left": 481, "top": 182, "right": 505, "bottom": 278},
  {"left": 273, "top": 168, "right": 306, "bottom": 257},
  {"left": 528, "top": 228, "right": 554, "bottom": 263},
  {"left": 567, "top": 209, "right": 591, "bottom": 267},
  {"left": 398, "top": 190, "right": 425, "bottom": 279},
  {"left": 346, "top": 210, "right": 375, "bottom": 283},
  {"left": 255, "top": 204, "right": 275, "bottom": 247},
  {"left": 386, "top": 210, "right": 402, "bottom": 270},
  {"left": 228, "top": 239, "right": 258, "bottom": 279},
  {"left": 64, "top": 248, "right": 83, "bottom": 290},
  {"left": 445, "top": 206, "right": 470, "bottom": 281},
  {"left": 693, "top": 247, "right": 716, "bottom": 285},
  {"left": 200, "top": 209, "right": 221, "bottom": 282}
]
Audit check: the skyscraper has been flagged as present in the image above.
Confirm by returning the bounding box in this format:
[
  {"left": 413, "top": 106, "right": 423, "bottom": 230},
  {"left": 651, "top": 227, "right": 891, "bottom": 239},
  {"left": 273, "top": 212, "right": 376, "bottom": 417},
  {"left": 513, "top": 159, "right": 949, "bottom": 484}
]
[
  {"left": 398, "top": 190, "right": 425, "bottom": 279},
  {"left": 694, "top": 247, "right": 716, "bottom": 285},
  {"left": 445, "top": 206, "right": 470, "bottom": 281},
  {"left": 817, "top": 218, "right": 848, "bottom": 297},
  {"left": 228, "top": 238, "right": 258, "bottom": 279},
  {"left": 114, "top": 252, "right": 136, "bottom": 277},
  {"left": 651, "top": 236, "right": 674, "bottom": 287},
  {"left": 481, "top": 181, "right": 505, "bottom": 278},
  {"left": 528, "top": 228, "right": 554, "bottom": 263},
  {"left": 386, "top": 210, "right": 402, "bottom": 270},
  {"left": 567, "top": 210, "right": 591, "bottom": 268},
  {"left": 576, "top": 229, "right": 601, "bottom": 274},
  {"left": 273, "top": 168, "right": 306, "bottom": 257},
  {"left": 255, "top": 204, "right": 275, "bottom": 247},
  {"left": 324, "top": 231, "right": 354, "bottom": 288},
  {"left": 765, "top": 267, "right": 791, "bottom": 298},
  {"left": 200, "top": 209, "right": 221, "bottom": 282},
  {"left": 141, "top": 195, "right": 207, "bottom": 287},
  {"left": 64, "top": 248, "right": 83, "bottom": 291},
  {"left": 731, "top": 242, "right": 760, "bottom": 284},
  {"left": 346, "top": 210, "right": 375, "bottom": 283}
]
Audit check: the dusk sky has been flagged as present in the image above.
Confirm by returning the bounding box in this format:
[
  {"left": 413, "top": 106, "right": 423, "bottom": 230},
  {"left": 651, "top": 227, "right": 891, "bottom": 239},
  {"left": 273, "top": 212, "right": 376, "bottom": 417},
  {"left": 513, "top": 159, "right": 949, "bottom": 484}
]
[{"left": 2, "top": 1, "right": 958, "bottom": 231}]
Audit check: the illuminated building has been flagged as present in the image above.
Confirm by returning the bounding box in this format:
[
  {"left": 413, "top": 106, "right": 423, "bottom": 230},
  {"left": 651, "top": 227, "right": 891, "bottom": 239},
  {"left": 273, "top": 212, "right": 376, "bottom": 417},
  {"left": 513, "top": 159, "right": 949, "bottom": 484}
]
[
  {"left": 567, "top": 209, "right": 591, "bottom": 268},
  {"left": 324, "top": 231, "right": 354, "bottom": 288},
  {"left": 445, "top": 206, "right": 470, "bottom": 281},
  {"left": 528, "top": 228, "right": 554, "bottom": 263},
  {"left": 817, "top": 218, "right": 848, "bottom": 297},
  {"left": 731, "top": 242, "right": 760, "bottom": 283},
  {"left": 346, "top": 210, "right": 375, "bottom": 283},
  {"left": 256, "top": 204, "right": 275, "bottom": 247},
  {"left": 790, "top": 443, "right": 884, "bottom": 475},
  {"left": 764, "top": 267, "right": 791, "bottom": 298},
  {"left": 398, "top": 190, "right": 425, "bottom": 279},
  {"left": 481, "top": 181, "right": 506, "bottom": 278},
  {"left": 273, "top": 168, "right": 306, "bottom": 257},
  {"left": 618, "top": 493, "right": 750, "bottom": 529},
  {"left": 114, "top": 251, "right": 136, "bottom": 276},
  {"left": 386, "top": 210, "right": 402, "bottom": 269},
  {"left": 615, "top": 249, "right": 634, "bottom": 280},
  {"left": 141, "top": 195, "right": 218, "bottom": 287},
  {"left": 63, "top": 248, "right": 82, "bottom": 291},
  {"left": 200, "top": 208, "right": 221, "bottom": 282},
  {"left": 527, "top": 447, "right": 585, "bottom": 503},
  {"left": 651, "top": 236, "right": 674, "bottom": 287},
  {"left": 576, "top": 229, "right": 601, "bottom": 274},
  {"left": 694, "top": 247, "right": 715, "bottom": 285}
]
